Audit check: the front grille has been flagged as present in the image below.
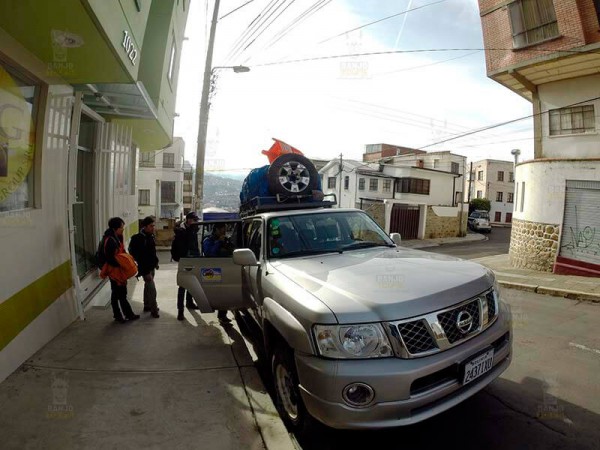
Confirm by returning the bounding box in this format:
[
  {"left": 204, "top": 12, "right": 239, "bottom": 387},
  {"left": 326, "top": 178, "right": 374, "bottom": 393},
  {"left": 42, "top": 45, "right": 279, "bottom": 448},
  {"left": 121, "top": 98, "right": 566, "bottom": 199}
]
[
  {"left": 437, "top": 299, "right": 480, "bottom": 344},
  {"left": 486, "top": 290, "right": 496, "bottom": 321},
  {"left": 410, "top": 364, "right": 458, "bottom": 396},
  {"left": 397, "top": 320, "right": 437, "bottom": 354}
]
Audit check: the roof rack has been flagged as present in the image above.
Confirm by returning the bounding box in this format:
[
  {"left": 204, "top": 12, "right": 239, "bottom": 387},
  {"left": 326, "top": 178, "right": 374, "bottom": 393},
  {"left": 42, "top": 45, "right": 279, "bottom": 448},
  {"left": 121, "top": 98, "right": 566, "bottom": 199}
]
[{"left": 239, "top": 193, "right": 337, "bottom": 218}]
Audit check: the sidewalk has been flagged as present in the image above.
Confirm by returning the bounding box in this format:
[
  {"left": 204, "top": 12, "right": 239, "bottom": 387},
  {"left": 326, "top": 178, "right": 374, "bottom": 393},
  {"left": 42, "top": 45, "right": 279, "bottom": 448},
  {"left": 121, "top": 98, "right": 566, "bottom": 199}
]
[
  {"left": 0, "top": 255, "right": 295, "bottom": 450},
  {"left": 400, "top": 232, "right": 487, "bottom": 249},
  {"left": 472, "top": 254, "right": 600, "bottom": 303}
]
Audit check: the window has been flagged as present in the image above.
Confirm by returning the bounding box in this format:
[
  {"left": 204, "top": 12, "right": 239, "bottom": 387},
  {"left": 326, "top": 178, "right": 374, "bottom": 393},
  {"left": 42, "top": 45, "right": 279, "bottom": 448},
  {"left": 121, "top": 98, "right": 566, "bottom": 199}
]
[
  {"left": 140, "top": 152, "right": 155, "bottom": 167},
  {"left": 383, "top": 179, "right": 391, "bottom": 193},
  {"left": 477, "top": 170, "right": 483, "bottom": 181},
  {"left": 365, "top": 144, "right": 381, "bottom": 154},
  {"left": 369, "top": 178, "right": 378, "bottom": 191},
  {"left": 358, "top": 178, "right": 365, "bottom": 191},
  {"left": 327, "top": 177, "right": 336, "bottom": 189},
  {"left": 507, "top": 192, "right": 514, "bottom": 203},
  {"left": 497, "top": 171, "right": 504, "bottom": 182},
  {"left": 183, "top": 195, "right": 192, "bottom": 204},
  {"left": 451, "top": 162, "right": 459, "bottom": 174},
  {"left": 184, "top": 171, "right": 193, "bottom": 181},
  {"left": 167, "top": 32, "right": 177, "bottom": 83},
  {"left": 396, "top": 178, "right": 430, "bottom": 195},
  {"left": 0, "top": 62, "right": 40, "bottom": 212},
  {"left": 344, "top": 176, "right": 349, "bottom": 190},
  {"left": 495, "top": 211, "right": 502, "bottom": 222},
  {"left": 163, "top": 152, "right": 175, "bottom": 168},
  {"left": 433, "top": 159, "right": 440, "bottom": 169},
  {"left": 508, "top": 0, "right": 559, "bottom": 49},
  {"left": 549, "top": 105, "right": 595, "bottom": 136},
  {"left": 496, "top": 192, "right": 503, "bottom": 202},
  {"left": 183, "top": 184, "right": 192, "bottom": 192},
  {"left": 138, "top": 189, "right": 150, "bottom": 205},
  {"left": 477, "top": 190, "right": 482, "bottom": 199},
  {"left": 509, "top": 172, "right": 514, "bottom": 182},
  {"left": 506, "top": 212, "right": 513, "bottom": 223},
  {"left": 161, "top": 181, "right": 176, "bottom": 203},
  {"left": 520, "top": 181, "right": 525, "bottom": 212}
]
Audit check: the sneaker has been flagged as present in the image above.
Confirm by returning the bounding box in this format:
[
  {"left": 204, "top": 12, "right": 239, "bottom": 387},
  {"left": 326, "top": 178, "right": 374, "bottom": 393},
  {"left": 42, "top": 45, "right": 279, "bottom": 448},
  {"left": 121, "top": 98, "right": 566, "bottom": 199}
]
[
  {"left": 218, "top": 312, "right": 231, "bottom": 324},
  {"left": 151, "top": 312, "right": 160, "bottom": 318},
  {"left": 186, "top": 303, "right": 200, "bottom": 310},
  {"left": 127, "top": 314, "right": 140, "bottom": 321},
  {"left": 177, "top": 310, "right": 185, "bottom": 321}
]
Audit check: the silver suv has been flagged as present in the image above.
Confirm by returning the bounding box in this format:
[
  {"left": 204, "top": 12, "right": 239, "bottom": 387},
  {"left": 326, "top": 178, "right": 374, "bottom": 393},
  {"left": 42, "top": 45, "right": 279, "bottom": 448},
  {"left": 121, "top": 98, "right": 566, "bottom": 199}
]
[{"left": 177, "top": 207, "right": 512, "bottom": 431}]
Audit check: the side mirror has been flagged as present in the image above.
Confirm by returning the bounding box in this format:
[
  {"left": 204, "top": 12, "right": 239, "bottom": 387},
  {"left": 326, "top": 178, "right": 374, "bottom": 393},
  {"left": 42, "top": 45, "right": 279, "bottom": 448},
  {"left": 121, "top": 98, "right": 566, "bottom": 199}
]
[
  {"left": 390, "top": 233, "right": 402, "bottom": 245},
  {"left": 233, "top": 248, "right": 259, "bottom": 266}
]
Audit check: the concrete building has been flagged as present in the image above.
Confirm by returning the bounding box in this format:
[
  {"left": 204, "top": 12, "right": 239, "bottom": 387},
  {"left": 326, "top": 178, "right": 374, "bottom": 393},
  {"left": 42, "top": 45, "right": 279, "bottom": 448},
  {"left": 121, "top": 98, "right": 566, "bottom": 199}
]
[
  {"left": 0, "top": 1, "right": 189, "bottom": 382},
  {"left": 466, "top": 159, "right": 515, "bottom": 224},
  {"left": 319, "top": 147, "right": 468, "bottom": 239},
  {"left": 138, "top": 137, "right": 185, "bottom": 220},
  {"left": 182, "top": 160, "right": 194, "bottom": 216},
  {"left": 478, "top": 0, "right": 600, "bottom": 275}
]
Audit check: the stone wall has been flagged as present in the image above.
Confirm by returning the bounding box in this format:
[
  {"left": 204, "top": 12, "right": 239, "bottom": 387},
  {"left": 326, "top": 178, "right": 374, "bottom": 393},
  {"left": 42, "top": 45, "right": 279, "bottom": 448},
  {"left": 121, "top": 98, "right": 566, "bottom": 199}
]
[
  {"left": 424, "top": 206, "right": 468, "bottom": 239},
  {"left": 509, "top": 219, "right": 560, "bottom": 272},
  {"left": 361, "top": 202, "right": 385, "bottom": 230}
]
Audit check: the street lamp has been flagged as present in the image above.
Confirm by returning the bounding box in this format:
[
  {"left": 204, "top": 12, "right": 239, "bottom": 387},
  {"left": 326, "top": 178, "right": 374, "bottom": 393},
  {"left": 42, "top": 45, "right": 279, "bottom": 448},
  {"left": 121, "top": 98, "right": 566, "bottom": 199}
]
[
  {"left": 510, "top": 148, "right": 521, "bottom": 166},
  {"left": 193, "top": 65, "right": 250, "bottom": 214}
]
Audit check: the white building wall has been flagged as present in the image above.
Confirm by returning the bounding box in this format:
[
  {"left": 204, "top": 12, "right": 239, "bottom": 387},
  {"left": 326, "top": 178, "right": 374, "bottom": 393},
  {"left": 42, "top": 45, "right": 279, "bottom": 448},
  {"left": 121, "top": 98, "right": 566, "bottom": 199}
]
[
  {"left": 319, "top": 160, "right": 364, "bottom": 208},
  {"left": 540, "top": 74, "right": 600, "bottom": 159},
  {"left": 514, "top": 159, "right": 600, "bottom": 225},
  {"left": 468, "top": 159, "right": 515, "bottom": 223}
]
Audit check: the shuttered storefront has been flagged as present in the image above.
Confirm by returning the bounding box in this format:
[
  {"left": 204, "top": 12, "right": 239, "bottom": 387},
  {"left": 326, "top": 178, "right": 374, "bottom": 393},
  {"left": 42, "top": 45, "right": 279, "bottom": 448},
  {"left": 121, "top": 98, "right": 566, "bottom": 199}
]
[{"left": 558, "top": 180, "right": 600, "bottom": 267}]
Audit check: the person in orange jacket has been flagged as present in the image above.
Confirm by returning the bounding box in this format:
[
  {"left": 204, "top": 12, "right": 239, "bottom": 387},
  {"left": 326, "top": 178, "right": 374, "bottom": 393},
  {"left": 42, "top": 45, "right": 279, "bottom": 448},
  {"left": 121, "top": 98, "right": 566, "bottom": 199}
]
[{"left": 100, "top": 217, "right": 140, "bottom": 323}]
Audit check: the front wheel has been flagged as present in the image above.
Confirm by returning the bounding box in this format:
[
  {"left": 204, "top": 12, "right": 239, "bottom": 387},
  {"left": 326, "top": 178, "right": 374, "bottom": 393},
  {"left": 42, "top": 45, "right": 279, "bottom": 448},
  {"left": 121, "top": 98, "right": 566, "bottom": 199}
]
[{"left": 271, "top": 345, "right": 314, "bottom": 433}]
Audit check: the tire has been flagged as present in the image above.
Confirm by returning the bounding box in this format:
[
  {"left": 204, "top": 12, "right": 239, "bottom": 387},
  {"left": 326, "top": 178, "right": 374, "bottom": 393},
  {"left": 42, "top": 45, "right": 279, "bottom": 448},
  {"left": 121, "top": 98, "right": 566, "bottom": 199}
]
[
  {"left": 267, "top": 153, "right": 318, "bottom": 196},
  {"left": 271, "top": 345, "right": 314, "bottom": 433}
]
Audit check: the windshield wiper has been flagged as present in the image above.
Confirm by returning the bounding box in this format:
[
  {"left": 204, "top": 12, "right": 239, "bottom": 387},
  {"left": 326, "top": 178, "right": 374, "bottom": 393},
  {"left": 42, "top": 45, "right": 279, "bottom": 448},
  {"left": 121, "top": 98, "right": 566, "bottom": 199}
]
[{"left": 340, "top": 242, "right": 395, "bottom": 251}]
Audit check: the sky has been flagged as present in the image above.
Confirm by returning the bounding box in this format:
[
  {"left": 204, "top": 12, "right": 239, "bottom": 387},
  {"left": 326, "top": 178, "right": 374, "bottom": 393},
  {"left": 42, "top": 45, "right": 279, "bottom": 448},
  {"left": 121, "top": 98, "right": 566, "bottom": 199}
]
[{"left": 173, "top": 0, "right": 534, "bottom": 176}]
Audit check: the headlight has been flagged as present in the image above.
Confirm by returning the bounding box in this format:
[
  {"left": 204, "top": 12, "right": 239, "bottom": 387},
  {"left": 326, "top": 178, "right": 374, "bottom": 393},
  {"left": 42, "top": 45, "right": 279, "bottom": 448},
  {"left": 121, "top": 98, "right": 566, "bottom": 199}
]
[{"left": 313, "top": 323, "right": 393, "bottom": 359}]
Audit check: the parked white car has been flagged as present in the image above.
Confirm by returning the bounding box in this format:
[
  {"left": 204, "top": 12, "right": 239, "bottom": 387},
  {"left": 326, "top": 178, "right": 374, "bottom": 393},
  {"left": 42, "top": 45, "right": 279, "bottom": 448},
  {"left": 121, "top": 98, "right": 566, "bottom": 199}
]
[{"left": 468, "top": 210, "right": 492, "bottom": 233}]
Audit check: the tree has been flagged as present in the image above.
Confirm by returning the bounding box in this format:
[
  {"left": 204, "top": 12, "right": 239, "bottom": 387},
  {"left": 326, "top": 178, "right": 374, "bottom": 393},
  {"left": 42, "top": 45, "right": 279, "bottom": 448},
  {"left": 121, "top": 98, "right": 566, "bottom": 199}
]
[{"left": 469, "top": 198, "right": 490, "bottom": 214}]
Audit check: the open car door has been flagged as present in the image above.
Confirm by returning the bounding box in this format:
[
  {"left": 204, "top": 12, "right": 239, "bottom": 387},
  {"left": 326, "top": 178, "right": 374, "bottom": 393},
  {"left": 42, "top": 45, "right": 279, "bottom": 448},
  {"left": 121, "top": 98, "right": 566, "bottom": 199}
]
[{"left": 176, "top": 220, "right": 253, "bottom": 313}]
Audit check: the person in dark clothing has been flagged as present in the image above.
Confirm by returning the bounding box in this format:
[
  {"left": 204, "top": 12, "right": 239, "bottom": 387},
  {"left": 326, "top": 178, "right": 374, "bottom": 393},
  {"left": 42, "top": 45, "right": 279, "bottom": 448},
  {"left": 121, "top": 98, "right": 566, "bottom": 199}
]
[
  {"left": 172, "top": 211, "right": 202, "bottom": 320},
  {"left": 102, "top": 217, "right": 140, "bottom": 323},
  {"left": 129, "top": 216, "right": 160, "bottom": 318},
  {"left": 202, "top": 223, "right": 233, "bottom": 324}
]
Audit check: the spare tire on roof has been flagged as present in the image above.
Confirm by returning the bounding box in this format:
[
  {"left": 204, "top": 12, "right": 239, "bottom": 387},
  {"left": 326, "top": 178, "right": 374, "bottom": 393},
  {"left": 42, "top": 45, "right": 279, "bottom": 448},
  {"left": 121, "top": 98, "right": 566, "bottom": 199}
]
[{"left": 267, "top": 153, "right": 318, "bottom": 196}]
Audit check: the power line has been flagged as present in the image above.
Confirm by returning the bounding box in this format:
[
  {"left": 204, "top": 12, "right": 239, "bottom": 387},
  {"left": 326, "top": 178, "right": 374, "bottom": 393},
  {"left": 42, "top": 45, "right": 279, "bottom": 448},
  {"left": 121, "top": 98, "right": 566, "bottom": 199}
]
[
  {"left": 370, "top": 51, "right": 481, "bottom": 78},
  {"left": 253, "top": 46, "right": 600, "bottom": 67},
  {"left": 418, "top": 95, "right": 600, "bottom": 149},
  {"left": 317, "top": 0, "right": 448, "bottom": 45},
  {"left": 219, "top": 0, "right": 255, "bottom": 20}
]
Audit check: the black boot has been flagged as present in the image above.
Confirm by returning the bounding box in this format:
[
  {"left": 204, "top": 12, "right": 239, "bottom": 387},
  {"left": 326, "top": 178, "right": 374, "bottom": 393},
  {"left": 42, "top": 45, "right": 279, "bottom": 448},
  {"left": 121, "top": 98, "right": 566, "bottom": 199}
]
[{"left": 177, "top": 310, "right": 184, "bottom": 321}]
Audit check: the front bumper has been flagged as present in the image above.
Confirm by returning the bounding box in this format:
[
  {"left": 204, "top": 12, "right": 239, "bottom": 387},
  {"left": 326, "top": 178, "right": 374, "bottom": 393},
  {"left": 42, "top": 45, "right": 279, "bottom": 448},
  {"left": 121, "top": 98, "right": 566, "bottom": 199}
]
[{"left": 295, "top": 306, "right": 512, "bottom": 429}]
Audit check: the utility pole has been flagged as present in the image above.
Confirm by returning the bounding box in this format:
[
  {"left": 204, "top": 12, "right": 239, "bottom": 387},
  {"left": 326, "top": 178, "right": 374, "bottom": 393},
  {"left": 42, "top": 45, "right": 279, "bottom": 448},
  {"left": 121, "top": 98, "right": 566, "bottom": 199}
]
[
  {"left": 467, "top": 161, "right": 473, "bottom": 203},
  {"left": 194, "top": 0, "right": 220, "bottom": 213},
  {"left": 338, "top": 153, "right": 343, "bottom": 207}
]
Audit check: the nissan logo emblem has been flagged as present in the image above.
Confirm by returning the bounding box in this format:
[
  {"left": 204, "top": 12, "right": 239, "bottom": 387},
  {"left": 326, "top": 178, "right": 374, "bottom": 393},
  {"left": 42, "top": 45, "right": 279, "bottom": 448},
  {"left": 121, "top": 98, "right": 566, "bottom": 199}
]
[{"left": 456, "top": 311, "right": 473, "bottom": 334}]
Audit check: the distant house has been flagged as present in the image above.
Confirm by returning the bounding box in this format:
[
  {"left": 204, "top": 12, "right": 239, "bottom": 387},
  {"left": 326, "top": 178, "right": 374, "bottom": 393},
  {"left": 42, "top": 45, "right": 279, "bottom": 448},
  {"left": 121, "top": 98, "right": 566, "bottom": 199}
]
[
  {"left": 466, "top": 159, "right": 515, "bottom": 225},
  {"left": 138, "top": 137, "right": 185, "bottom": 221},
  {"left": 319, "top": 146, "right": 467, "bottom": 239}
]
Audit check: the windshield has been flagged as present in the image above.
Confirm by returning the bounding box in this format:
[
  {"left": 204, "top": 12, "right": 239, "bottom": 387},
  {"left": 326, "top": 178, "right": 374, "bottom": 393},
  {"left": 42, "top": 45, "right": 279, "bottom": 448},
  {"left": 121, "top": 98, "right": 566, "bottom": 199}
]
[
  {"left": 472, "top": 211, "right": 490, "bottom": 220},
  {"left": 267, "top": 211, "right": 394, "bottom": 258}
]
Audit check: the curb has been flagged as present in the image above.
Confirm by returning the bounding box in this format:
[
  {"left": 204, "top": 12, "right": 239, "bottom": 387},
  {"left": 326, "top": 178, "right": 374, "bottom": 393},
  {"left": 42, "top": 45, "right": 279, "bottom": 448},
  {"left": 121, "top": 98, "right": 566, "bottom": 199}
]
[{"left": 498, "top": 280, "right": 600, "bottom": 303}]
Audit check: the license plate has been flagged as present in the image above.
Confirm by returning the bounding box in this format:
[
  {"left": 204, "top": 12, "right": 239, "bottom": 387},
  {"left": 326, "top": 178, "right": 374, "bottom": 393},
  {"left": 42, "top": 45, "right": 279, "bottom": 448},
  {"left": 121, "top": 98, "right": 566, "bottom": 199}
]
[{"left": 462, "top": 348, "right": 494, "bottom": 385}]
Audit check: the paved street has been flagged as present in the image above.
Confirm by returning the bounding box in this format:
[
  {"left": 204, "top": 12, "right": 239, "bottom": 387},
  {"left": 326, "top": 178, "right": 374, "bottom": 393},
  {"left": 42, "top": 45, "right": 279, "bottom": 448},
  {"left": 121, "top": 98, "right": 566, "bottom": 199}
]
[
  {"left": 242, "top": 288, "right": 598, "bottom": 450},
  {"left": 421, "top": 227, "right": 511, "bottom": 259}
]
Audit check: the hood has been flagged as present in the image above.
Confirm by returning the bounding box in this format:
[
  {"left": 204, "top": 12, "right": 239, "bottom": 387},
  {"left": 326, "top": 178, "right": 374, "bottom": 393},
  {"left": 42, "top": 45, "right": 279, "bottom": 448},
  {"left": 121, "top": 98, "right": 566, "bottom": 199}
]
[{"left": 270, "top": 247, "right": 494, "bottom": 323}]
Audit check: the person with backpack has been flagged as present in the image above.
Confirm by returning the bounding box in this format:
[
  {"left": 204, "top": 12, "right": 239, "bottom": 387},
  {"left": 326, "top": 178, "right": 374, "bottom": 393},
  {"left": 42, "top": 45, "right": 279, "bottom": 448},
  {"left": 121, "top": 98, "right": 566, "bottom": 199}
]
[
  {"left": 99, "top": 217, "right": 140, "bottom": 324},
  {"left": 129, "top": 216, "right": 160, "bottom": 318},
  {"left": 171, "top": 211, "right": 202, "bottom": 321}
]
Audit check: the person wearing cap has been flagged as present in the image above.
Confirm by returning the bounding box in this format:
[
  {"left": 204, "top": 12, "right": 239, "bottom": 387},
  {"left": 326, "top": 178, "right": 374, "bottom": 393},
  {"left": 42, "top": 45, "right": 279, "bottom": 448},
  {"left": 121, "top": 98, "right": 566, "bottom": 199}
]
[
  {"left": 129, "top": 216, "right": 160, "bottom": 318},
  {"left": 172, "top": 211, "right": 202, "bottom": 320}
]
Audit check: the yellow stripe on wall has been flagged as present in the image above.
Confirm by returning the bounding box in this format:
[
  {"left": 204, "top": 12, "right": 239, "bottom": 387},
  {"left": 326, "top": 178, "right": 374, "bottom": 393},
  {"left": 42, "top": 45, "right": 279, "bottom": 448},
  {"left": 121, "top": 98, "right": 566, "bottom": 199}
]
[{"left": 0, "top": 261, "right": 72, "bottom": 351}]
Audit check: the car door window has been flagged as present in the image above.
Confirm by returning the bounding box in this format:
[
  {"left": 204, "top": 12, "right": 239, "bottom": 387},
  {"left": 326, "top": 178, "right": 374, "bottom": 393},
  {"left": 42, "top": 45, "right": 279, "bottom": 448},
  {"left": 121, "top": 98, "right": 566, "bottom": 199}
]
[{"left": 248, "top": 220, "right": 262, "bottom": 259}]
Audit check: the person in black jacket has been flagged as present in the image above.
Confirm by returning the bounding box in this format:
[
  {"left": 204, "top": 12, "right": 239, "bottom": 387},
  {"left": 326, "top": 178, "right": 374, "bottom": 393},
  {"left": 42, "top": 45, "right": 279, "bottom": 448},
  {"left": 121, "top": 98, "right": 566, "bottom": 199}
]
[
  {"left": 172, "top": 211, "right": 202, "bottom": 320},
  {"left": 129, "top": 216, "right": 160, "bottom": 318},
  {"left": 102, "top": 217, "right": 139, "bottom": 323}
]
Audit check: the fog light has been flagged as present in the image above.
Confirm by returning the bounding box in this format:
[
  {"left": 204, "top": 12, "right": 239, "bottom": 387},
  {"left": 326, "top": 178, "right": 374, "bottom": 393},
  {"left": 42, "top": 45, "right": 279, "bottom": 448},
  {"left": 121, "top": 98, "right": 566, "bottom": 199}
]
[{"left": 342, "top": 383, "right": 375, "bottom": 407}]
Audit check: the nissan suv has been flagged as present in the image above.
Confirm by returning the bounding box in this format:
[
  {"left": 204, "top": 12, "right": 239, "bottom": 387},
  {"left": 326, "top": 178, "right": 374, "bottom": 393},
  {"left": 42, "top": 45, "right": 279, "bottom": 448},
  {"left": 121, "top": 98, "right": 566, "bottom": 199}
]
[{"left": 177, "top": 207, "right": 512, "bottom": 431}]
